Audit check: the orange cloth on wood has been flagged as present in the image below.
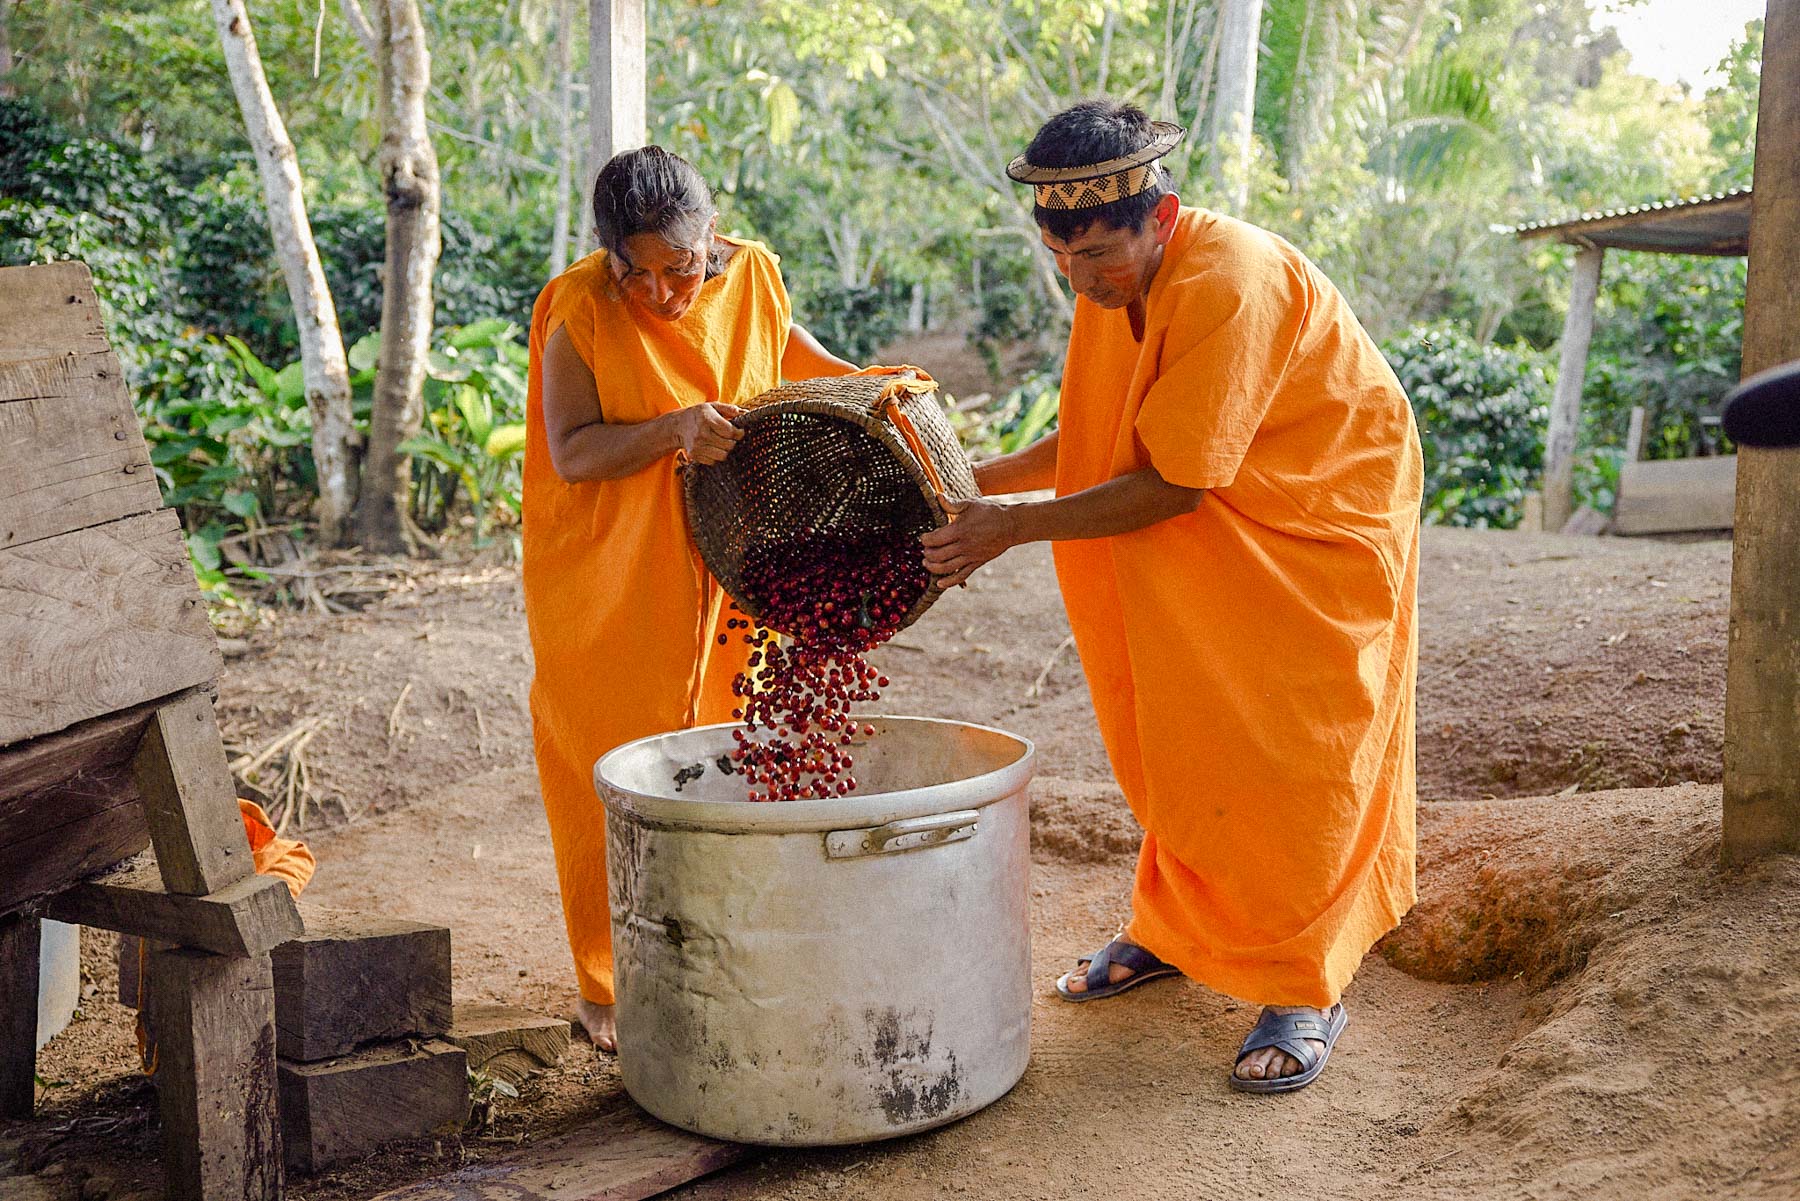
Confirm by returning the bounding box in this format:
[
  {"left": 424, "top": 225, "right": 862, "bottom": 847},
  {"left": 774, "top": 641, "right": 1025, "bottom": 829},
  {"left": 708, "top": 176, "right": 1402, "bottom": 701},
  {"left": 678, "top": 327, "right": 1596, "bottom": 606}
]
[
  {"left": 238, "top": 798, "right": 315, "bottom": 897},
  {"left": 522, "top": 239, "right": 791, "bottom": 1006},
  {"left": 1052, "top": 208, "right": 1423, "bottom": 1008}
]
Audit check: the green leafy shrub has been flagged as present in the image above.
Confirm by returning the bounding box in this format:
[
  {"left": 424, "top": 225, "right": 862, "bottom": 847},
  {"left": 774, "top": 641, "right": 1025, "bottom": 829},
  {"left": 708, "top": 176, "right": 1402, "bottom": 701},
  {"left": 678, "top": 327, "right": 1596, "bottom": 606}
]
[
  {"left": 794, "top": 282, "right": 905, "bottom": 364},
  {"left": 1384, "top": 322, "right": 1553, "bottom": 528}
]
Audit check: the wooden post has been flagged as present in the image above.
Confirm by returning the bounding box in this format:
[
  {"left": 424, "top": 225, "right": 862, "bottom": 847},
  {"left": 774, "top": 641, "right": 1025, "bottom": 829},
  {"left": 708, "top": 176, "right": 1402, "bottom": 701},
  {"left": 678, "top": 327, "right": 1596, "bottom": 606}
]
[
  {"left": 586, "top": 0, "right": 646, "bottom": 239},
  {"left": 1723, "top": 0, "right": 1800, "bottom": 863},
  {"left": 1, "top": 912, "right": 40, "bottom": 1118},
  {"left": 133, "top": 691, "right": 254, "bottom": 896},
  {"left": 146, "top": 945, "right": 283, "bottom": 1201},
  {"left": 1543, "top": 242, "right": 1604, "bottom": 531}
]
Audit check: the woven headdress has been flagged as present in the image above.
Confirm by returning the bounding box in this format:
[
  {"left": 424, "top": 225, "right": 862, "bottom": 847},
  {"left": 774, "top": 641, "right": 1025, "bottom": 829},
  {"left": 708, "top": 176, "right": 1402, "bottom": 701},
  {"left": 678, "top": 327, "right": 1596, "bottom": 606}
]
[{"left": 1006, "top": 122, "right": 1185, "bottom": 211}]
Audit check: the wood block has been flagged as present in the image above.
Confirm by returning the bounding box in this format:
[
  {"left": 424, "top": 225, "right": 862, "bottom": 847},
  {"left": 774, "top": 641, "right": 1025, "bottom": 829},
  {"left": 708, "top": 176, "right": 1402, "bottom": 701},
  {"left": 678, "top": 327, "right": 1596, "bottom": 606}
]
[
  {"left": 273, "top": 906, "right": 452, "bottom": 1061},
  {"left": 446, "top": 1003, "right": 571, "bottom": 1086},
  {"left": 0, "top": 262, "right": 113, "bottom": 362},
  {"left": 46, "top": 857, "right": 303, "bottom": 957},
  {"left": 133, "top": 690, "right": 254, "bottom": 896},
  {"left": 0, "top": 350, "right": 161, "bottom": 552},
  {"left": 0, "top": 509, "right": 221, "bottom": 747},
  {"left": 1614, "top": 454, "right": 1738, "bottom": 535},
  {"left": 370, "top": 1094, "right": 748, "bottom": 1201},
  {"left": 1, "top": 913, "right": 41, "bottom": 1119},
  {"left": 279, "top": 1040, "right": 470, "bottom": 1175},
  {"left": 144, "top": 944, "right": 282, "bottom": 1201}
]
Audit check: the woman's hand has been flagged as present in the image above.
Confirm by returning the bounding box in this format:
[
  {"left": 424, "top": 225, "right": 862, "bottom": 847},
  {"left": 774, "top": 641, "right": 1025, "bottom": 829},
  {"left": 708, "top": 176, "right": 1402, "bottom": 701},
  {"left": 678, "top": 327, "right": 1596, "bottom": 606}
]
[
  {"left": 668, "top": 402, "right": 745, "bottom": 465},
  {"left": 920, "top": 496, "right": 1023, "bottom": 590}
]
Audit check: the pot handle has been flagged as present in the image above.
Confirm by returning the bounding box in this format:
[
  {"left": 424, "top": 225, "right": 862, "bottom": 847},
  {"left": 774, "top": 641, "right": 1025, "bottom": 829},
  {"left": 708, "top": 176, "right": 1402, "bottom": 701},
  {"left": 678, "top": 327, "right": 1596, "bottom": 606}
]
[{"left": 824, "top": 810, "right": 980, "bottom": 859}]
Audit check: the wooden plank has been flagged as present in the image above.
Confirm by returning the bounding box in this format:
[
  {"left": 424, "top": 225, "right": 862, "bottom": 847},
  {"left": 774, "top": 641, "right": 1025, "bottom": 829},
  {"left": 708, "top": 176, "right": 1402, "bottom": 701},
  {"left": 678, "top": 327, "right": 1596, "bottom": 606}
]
[
  {"left": 45, "top": 858, "right": 303, "bottom": 957},
  {"left": 1542, "top": 243, "right": 1604, "bottom": 531},
  {"left": 0, "top": 508, "right": 221, "bottom": 747},
  {"left": 0, "top": 262, "right": 111, "bottom": 362},
  {"left": 0, "top": 350, "right": 161, "bottom": 551},
  {"left": 279, "top": 1040, "right": 470, "bottom": 1176},
  {"left": 1724, "top": 0, "right": 1800, "bottom": 863},
  {"left": 446, "top": 1003, "right": 571, "bottom": 1087},
  {"left": 1, "top": 913, "right": 41, "bottom": 1119},
  {"left": 1613, "top": 455, "right": 1737, "bottom": 535},
  {"left": 371, "top": 1094, "right": 749, "bottom": 1201},
  {"left": 134, "top": 690, "right": 254, "bottom": 896},
  {"left": 0, "top": 697, "right": 160, "bottom": 808},
  {"left": 0, "top": 789, "right": 149, "bottom": 916},
  {"left": 272, "top": 906, "right": 453, "bottom": 1062},
  {"left": 145, "top": 944, "right": 282, "bottom": 1201}
]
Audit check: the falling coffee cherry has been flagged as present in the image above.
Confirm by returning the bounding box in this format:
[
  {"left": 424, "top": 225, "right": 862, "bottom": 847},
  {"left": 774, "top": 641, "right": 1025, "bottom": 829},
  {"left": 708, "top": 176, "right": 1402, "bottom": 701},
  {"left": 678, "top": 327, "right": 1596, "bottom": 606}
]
[{"left": 728, "top": 529, "right": 929, "bottom": 802}]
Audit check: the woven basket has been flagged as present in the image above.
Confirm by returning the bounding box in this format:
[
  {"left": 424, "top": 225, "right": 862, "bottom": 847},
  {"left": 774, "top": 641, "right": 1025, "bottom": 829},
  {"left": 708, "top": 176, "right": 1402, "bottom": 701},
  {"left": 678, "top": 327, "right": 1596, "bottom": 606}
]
[{"left": 684, "top": 372, "right": 979, "bottom": 635}]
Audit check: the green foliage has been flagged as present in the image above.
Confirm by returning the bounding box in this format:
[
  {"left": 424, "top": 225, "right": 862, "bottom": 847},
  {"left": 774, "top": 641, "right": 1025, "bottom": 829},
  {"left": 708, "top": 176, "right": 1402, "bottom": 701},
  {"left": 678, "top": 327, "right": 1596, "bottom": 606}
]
[
  {"left": 952, "top": 371, "right": 1063, "bottom": 458},
  {"left": 1384, "top": 323, "right": 1553, "bottom": 528},
  {"left": 400, "top": 320, "right": 531, "bottom": 543},
  {"left": 794, "top": 283, "right": 906, "bottom": 365}
]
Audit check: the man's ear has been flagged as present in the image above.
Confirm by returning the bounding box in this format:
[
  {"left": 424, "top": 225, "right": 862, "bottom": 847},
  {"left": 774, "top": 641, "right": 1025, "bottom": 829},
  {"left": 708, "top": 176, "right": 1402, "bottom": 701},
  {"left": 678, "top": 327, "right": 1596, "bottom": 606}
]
[{"left": 1153, "top": 192, "right": 1180, "bottom": 245}]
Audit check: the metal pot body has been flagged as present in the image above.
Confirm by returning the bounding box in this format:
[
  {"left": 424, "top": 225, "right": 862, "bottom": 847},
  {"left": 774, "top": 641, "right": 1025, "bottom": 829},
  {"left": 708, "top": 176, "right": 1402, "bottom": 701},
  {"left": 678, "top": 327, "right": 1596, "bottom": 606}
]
[{"left": 594, "top": 716, "right": 1033, "bottom": 1146}]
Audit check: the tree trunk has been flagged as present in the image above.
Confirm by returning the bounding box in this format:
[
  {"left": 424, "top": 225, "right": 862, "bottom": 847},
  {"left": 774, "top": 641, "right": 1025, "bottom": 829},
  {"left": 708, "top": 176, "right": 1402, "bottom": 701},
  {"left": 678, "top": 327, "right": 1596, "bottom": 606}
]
[
  {"left": 354, "top": 0, "right": 440, "bottom": 555},
  {"left": 1, "top": 2, "right": 16, "bottom": 98},
  {"left": 550, "top": 0, "right": 576, "bottom": 276},
  {"left": 1284, "top": 0, "right": 1341, "bottom": 188},
  {"left": 209, "top": 0, "right": 358, "bottom": 545},
  {"left": 1212, "top": 0, "right": 1266, "bottom": 214}
]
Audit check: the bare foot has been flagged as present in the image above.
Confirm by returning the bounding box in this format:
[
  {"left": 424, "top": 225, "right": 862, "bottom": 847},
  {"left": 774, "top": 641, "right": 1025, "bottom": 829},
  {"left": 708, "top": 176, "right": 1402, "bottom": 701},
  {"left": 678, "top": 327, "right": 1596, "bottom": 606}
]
[
  {"left": 576, "top": 997, "right": 617, "bottom": 1053},
  {"left": 1059, "top": 937, "right": 1148, "bottom": 994},
  {"left": 1232, "top": 1005, "right": 1328, "bottom": 1082}
]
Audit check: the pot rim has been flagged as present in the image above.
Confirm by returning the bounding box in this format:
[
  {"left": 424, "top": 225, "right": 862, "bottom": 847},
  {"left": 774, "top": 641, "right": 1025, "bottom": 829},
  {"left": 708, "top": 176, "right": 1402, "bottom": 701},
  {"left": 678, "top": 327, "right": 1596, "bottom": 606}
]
[{"left": 594, "top": 715, "right": 1035, "bottom": 834}]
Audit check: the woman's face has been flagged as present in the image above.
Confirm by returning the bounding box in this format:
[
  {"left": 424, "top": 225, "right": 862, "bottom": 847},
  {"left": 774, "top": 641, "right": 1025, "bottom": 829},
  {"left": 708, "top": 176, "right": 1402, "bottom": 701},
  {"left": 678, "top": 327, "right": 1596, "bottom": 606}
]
[{"left": 609, "top": 222, "right": 713, "bottom": 321}]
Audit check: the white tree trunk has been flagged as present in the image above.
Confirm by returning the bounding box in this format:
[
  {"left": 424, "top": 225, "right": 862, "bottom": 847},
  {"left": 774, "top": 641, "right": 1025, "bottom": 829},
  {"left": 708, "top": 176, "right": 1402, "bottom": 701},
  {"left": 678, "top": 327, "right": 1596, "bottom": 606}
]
[
  {"left": 549, "top": 0, "right": 577, "bottom": 276},
  {"left": 1212, "top": 0, "right": 1265, "bottom": 214},
  {"left": 355, "top": 0, "right": 441, "bottom": 555},
  {"left": 209, "top": 0, "right": 358, "bottom": 544}
]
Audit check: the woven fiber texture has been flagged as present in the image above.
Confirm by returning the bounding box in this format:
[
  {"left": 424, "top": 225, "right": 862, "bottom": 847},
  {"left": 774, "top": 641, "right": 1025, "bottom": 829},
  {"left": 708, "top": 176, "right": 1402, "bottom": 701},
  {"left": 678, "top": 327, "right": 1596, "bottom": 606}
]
[{"left": 684, "top": 372, "right": 979, "bottom": 634}]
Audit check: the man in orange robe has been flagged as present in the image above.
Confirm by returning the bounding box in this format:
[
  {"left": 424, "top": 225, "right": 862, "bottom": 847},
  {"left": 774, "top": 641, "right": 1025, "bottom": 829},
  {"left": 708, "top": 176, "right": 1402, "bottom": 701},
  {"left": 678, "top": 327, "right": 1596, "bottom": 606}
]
[
  {"left": 923, "top": 101, "right": 1421, "bottom": 1092},
  {"left": 525, "top": 148, "right": 855, "bottom": 1051}
]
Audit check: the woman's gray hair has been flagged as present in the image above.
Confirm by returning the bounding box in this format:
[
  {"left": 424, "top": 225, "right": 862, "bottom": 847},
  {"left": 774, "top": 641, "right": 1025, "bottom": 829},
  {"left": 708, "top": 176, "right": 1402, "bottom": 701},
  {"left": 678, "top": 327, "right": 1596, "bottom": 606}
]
[{"left": 591, "top": 146, "right": 727, "bottom": 277}]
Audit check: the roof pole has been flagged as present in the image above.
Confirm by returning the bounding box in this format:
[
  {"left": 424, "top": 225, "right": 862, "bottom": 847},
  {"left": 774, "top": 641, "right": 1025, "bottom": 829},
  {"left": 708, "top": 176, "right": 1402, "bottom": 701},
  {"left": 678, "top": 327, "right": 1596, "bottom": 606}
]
[
  {"left": 1542, "top": 241, "right": 1603, "bottom": 532},
  {"left": 1723, "top": 0, "right": 1800, "bottom": 863},
  {"left": 586, "top": 0, "right": 647, "bottom": 247}
]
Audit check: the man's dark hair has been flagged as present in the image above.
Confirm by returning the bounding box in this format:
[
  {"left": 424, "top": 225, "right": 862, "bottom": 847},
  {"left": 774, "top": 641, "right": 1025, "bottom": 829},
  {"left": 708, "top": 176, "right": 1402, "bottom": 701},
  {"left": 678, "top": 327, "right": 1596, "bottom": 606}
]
[
  {"left": 591, "top": 145, "right": 728, "bottom": 277},
  {"left": 1024, "top": 100, "right": 1173, "bottom": 241}
]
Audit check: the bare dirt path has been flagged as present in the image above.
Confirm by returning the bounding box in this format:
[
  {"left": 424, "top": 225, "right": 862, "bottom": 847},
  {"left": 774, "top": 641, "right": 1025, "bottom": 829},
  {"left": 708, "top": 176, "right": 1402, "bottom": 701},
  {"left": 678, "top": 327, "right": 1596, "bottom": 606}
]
[{"left": 14, "top": 528, "right": 1795, "bottom": 1201}]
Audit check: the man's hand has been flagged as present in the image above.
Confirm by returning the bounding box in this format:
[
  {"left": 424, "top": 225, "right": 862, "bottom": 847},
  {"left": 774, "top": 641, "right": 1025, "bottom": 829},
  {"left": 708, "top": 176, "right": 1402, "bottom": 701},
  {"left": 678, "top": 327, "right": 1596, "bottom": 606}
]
[
  {"left": 669, "top": 402, "right": 744, "bottom": 464},
  {"left": 920, "top": 496, "right": 1021, "bottom": 590}
]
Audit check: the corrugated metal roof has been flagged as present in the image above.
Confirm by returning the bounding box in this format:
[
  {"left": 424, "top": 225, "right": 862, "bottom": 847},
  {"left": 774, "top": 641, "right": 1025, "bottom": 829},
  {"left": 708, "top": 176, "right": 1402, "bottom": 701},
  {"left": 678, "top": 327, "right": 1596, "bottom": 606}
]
[{"left": 1514, "top": 188, "right": 1750, "bottom": 256}]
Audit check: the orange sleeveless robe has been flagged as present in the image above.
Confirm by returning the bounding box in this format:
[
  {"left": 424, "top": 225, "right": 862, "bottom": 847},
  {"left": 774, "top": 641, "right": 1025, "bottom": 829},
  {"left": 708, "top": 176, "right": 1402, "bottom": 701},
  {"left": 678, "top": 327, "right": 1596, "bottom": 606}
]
[
  {"left": 522, "top": 239, "right": 790, "bottom": 1004},
  {"left": 1054, "top": 208, "right": 1423, "bottom": 1007}
]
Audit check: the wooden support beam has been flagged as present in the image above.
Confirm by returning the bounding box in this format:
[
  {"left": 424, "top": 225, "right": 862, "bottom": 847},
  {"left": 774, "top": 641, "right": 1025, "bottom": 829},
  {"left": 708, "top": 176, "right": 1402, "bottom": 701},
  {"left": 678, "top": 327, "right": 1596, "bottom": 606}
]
[
  {"left": 145, "top": 945, "right": 283, "bottom": 1201},
  {"left": 586, "top": 0, "right": 646, "bottom": 233},
  {"left": 133, "top": 690, "right": 254, "bottom": 896},
  {"left": 1, "top": 913, "right": 41, "bottom": 1119},
  {"left": 279, "top": 1040, "right": 469, "bottom": 1175},
  {"left": 1542, "top": 243, "right": 1604, "bottom": 532},
  {"left": 45, "top": 858, "right": 303, "bottom": 957},
  {"left": 1724, "top": 0, "right": 1800, "bottom": 863},
  {"left": 272, "top": 906, "right": 452, "bottom": 1062}
]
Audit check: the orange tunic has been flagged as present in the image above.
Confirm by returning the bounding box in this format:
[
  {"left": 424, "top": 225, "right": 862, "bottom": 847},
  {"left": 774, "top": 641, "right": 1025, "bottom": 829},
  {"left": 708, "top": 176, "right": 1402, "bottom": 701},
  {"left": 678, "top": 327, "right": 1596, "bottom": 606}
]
[
  {"left": 1053, "top": 208, "right": 1422, "bottom": 1008},
  {"left": 523, "top": 239, "right": 790, "bottom": 1005}
]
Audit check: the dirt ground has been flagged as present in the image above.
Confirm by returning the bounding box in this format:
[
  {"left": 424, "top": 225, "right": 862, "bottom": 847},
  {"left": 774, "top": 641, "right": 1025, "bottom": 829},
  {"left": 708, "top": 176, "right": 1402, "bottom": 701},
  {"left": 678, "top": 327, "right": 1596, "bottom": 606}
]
[{"left": 9, "top": 526, "right": 1795, "bottom": 1201}]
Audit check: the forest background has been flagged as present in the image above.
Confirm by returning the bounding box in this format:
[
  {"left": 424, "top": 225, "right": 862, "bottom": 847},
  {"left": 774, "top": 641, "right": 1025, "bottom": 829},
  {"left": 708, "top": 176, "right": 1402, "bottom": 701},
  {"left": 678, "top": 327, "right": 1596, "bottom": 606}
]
[{"left": 0, "top": 0, "right": 1763, "bottom": 604}]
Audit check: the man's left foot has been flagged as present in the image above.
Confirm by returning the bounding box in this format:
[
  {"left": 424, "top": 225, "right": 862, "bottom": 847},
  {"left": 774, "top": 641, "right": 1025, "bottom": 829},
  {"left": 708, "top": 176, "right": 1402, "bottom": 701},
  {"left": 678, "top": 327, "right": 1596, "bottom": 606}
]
[{"left": 1229, "top": 1004, "right": 1347, "bottom": 1092}]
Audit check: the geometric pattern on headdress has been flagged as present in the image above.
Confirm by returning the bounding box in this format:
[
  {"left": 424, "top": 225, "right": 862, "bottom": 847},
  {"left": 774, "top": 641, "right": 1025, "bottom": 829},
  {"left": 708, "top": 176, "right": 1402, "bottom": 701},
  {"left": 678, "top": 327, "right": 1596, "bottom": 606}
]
[{"left": 1006, "top": 121, "right": 1186, "bottom": 210}]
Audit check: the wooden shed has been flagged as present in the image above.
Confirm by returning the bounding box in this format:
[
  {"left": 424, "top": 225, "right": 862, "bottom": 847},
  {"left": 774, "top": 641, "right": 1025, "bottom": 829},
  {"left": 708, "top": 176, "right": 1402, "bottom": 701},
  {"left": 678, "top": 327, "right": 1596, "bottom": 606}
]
[{"left": 1515, "top": 188, "right": 1750, "bottom": 534}]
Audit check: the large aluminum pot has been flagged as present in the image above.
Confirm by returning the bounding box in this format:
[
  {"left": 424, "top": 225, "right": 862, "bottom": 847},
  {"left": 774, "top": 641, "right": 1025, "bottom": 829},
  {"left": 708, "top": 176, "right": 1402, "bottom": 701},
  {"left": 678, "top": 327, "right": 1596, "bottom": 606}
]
[{"left": 594, "top": 716, "right": 1033, "bottom": 1146}]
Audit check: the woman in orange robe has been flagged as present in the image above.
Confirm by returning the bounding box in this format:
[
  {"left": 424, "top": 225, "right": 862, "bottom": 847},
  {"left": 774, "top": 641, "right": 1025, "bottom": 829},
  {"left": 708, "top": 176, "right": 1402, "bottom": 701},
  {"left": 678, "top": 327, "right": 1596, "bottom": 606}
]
[
  {"left": 924, "top": 101, "right": 1421, "bottom": 1092},
  {"left": 524, "top": 147, "right": 855, "bottom": 1050}
]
